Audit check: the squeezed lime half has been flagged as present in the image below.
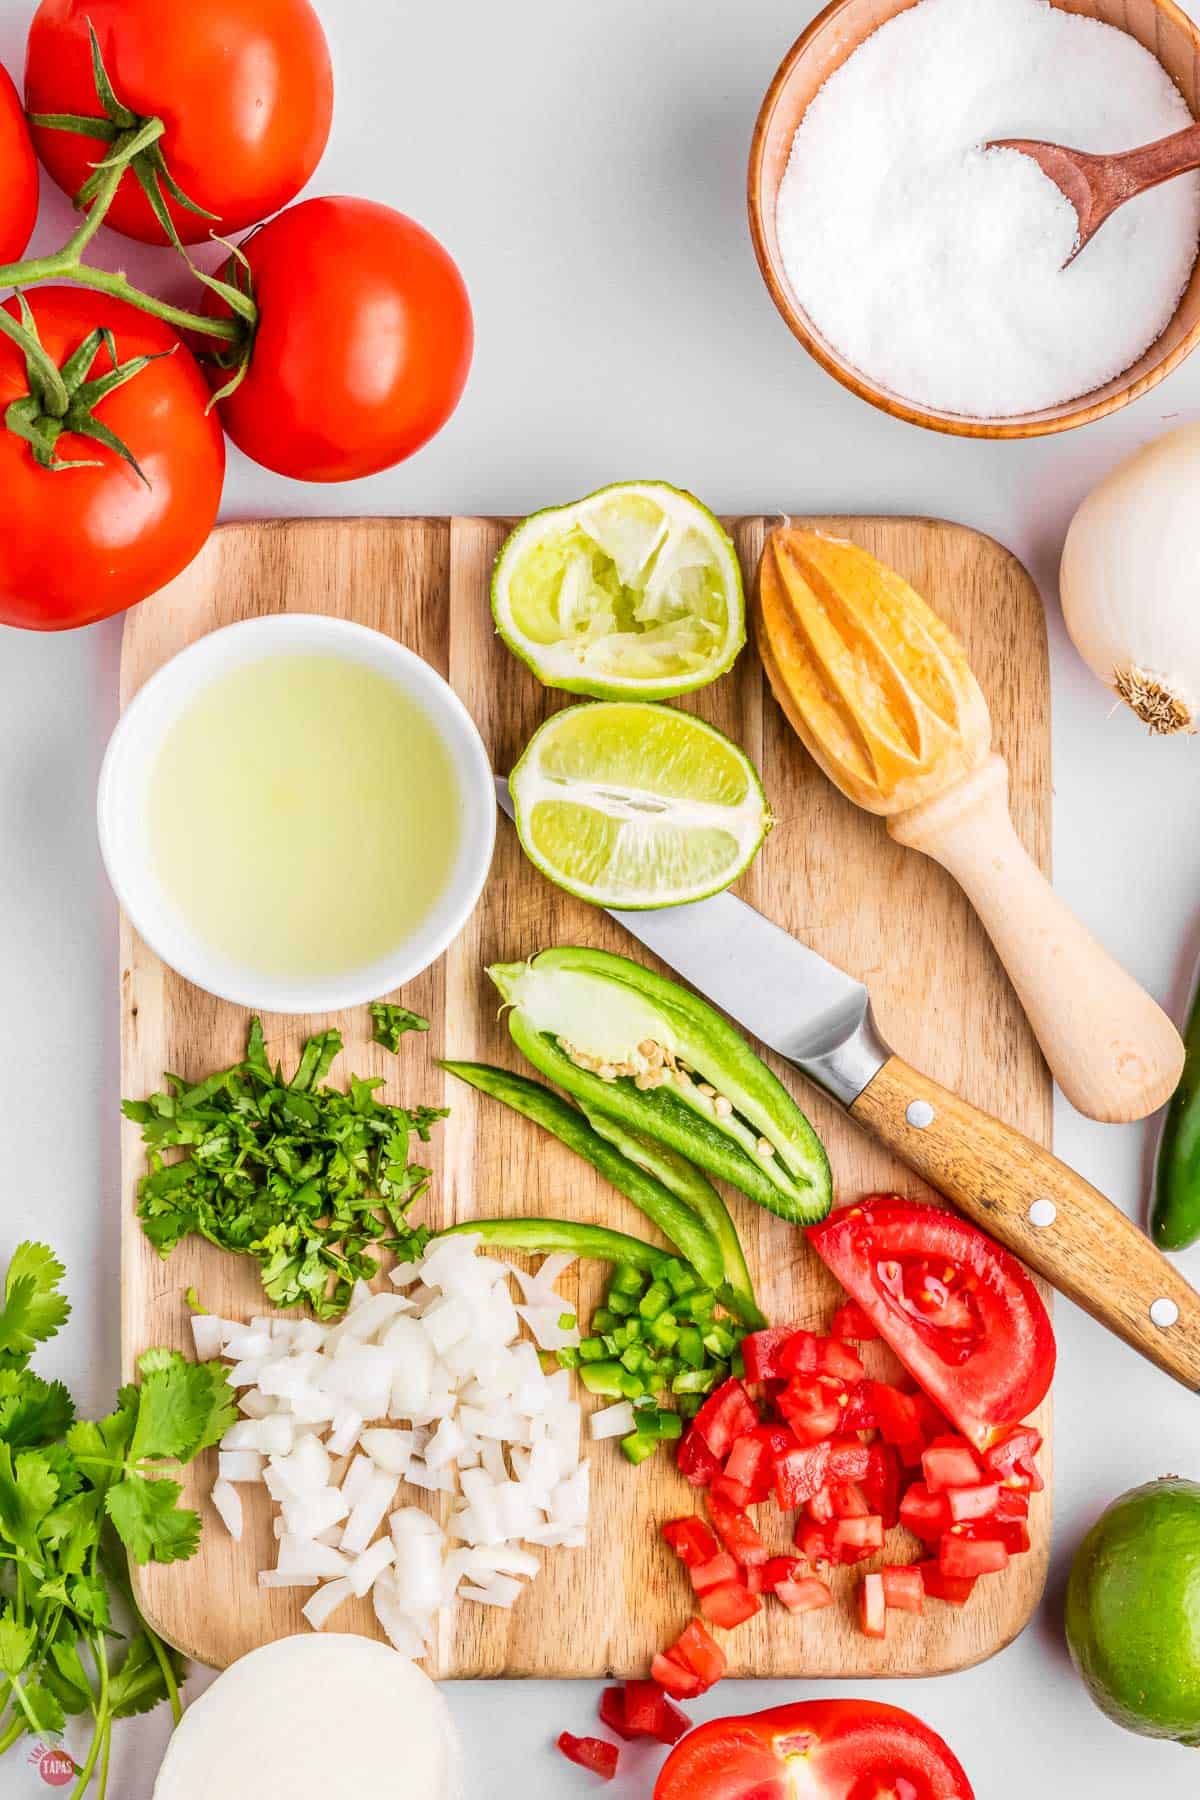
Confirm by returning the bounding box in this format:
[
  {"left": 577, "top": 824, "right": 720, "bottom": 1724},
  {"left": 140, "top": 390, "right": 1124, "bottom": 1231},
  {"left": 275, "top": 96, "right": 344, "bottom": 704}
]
[
  {"left": 509, "top": 701, "right": 770, "bottom": 909},
  {"left": 492, "top": 482, "right": 745, "bottom": 701}
]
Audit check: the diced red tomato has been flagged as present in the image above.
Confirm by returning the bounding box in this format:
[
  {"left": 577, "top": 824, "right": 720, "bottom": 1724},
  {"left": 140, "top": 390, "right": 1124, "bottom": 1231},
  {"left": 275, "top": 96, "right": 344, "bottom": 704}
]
[
  {"left": 774, "top": 1441, "right": 830, "bottom": 1507},
  {"left": 744, "top": 1564, "right": 766, "bottom": 1595},
  {"left": 662, "top": 1518, "right": 720, "bottom": 1569},
  {"left": 710, "top": 1473, "right": 754, "bottom": 1512},
  {"left": 899, "top": 1482, "right": 952, "bottom": 1543},
  {"left": 832, "top": 1301, "right": 879, "bottom": 1342},
  {"left": 946, "top": 1483, "right": 1001, "bottom": 1523},
  {"left": 762, "top": 1556, "right": 804, "bottom": 1589},
  {"left": 829, "top": 1481, "right": 870, "bottom": 1520},
  {"left": 881, "top": 1565, "right": 925, "bottom": 1613},
  {"left": 699, "top": 1581, "right": 762, "bottom": 1630},
  {"left": 690, "top": 1552, "right": 742, "bottom": 1595},
  {"left": 779, "top": 1378, "right": 843, "bottom": 1444},
  {"left": 832, "top": 1515, "right": 884, "bottom": 1561},
  {"left": 917, "top": 1558, "right": 977, "bottom": 1605},
  {"left": 840, "top": 1380, "right": 878, "bottom": 1431},
  {"left": 808, "top": 1197, "right": 1055, "bottom": 1449},
  {"left": 806, "top": 1485, "right": 835, "bottom": 1524},
  {"left": 776, "top": 1575, "right": 835, "bottom": 1614},
  {"left": 981, "top": 1424, "right": 1044, "bottom": 1492},
  {"left": 651, "top": 1652, "right": 701, "bottom": 1699},
  {"left": 707, "top": 1498, "right": 768, "bottom": 1567},
  {"left": 557, "top": 1733, "right": 619, "bottom": 1780},
  {"left": 826, "top": 1438, "right": 871, "bottom": 1482},
  {"left": 672, "top": 1619, "right": 728, "bottom": 1688},
  {"left": 867, "top": 1382, "right": 923, "bottom": 1456},
  {"left": 693, "top": 1380, "right": 760, "bottom": 1461},
  {"left": 677, "top": 1430, "right": 722, "bottom": 1489},
  {"left": 724, "top": 1434, "right": 771, "bottom": 1501},
  {"left": 859, "top": 1571, "right": 887, "bottom": 1638},
  {"left": 922, "top": 1443, "right": 983, "bottom": 1492},
  {"left": 862, "top": 1442, "right": 901, "bottom": 1529},
  {"left": 816, "top": 1339, "right": 866, "bottom": 1382},
  {"left": 939, "top": 1534, "right": 1008, "bottom": 1579},
  {"left": 741, "top": 1326, "right": 799, "bottom": 1384},
  {"left": 956, "top": 1516, "right": 1031, "bottom": 1555},
  {"left": 621, "top": 1679, "right": 689, "bottom": 1744},
  {"left": 777, "top": 1330, "right": 821, "bottom": 1378},
  {"left": 795, "top": 1520, "right": 835, "bottom": 1564},
  {"left": 598, "top": 1687, "right": 640, "bottom": 1742}
]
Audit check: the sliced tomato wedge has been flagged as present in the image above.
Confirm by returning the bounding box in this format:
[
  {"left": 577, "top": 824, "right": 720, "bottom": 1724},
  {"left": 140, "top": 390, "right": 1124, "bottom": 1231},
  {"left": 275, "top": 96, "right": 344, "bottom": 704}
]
[
  {"left": 653, "top": 1699, "right": 975, "bottom": 1800},
  {"left": 808, "top": 1198, "right": 1054, "bottom": 1448}
]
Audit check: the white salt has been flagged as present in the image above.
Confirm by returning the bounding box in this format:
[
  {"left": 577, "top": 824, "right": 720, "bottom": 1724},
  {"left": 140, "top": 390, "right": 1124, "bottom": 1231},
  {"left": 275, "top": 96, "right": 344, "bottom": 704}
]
[{"left": 776, "top": 0, "right": 1200, "bottom": 417}]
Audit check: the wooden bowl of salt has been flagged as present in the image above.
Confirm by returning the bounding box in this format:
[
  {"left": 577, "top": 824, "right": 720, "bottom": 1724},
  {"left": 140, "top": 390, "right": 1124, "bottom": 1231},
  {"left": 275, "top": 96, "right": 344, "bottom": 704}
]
[{"left": 748, "top": 0, "right": 1200, "bottom": 439}]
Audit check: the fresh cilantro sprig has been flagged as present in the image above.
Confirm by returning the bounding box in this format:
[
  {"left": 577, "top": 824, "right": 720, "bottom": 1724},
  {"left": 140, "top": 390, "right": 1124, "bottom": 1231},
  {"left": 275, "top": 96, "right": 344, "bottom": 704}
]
[
  {"left": 125, "top": 1016, "right": 447, "bottom": 1319},
  {"left": 0, "top": 1242, "right": 230, "bottom": 1795},
  {"left": 370, "top": 1000, "right": 429, "bottom": 1053}
]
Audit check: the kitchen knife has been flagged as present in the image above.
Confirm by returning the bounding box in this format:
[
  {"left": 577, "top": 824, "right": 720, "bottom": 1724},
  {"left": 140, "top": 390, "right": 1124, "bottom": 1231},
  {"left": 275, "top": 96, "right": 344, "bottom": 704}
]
[{"left": 495, "top": 778, "right": 1200, "bottom": 1389}]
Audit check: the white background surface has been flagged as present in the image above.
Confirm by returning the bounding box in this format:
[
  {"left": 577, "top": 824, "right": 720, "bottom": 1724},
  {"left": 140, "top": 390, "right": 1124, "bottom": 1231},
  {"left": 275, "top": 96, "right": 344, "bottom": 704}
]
[{"left": 2, "top": 0, "right": 1200, "bottom": 1793}]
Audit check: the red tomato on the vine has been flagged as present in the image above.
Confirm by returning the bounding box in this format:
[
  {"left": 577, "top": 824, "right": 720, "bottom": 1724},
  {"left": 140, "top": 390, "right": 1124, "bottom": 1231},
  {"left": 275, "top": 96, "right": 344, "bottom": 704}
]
[
  {"left": 655, "top": 1700, "right": 975, "bottom": 1800},
  {"left": 205, "top": 196, "right": 474, "bottom": 483},
  {"left": 24, "top": 0, "right": 333, "bottom": 246},
  {"left": 0, "top": 62, "right": 38, "bottom": 262},
  {"left": 0, "top": 289, "right": 226, "bottom": 631}
]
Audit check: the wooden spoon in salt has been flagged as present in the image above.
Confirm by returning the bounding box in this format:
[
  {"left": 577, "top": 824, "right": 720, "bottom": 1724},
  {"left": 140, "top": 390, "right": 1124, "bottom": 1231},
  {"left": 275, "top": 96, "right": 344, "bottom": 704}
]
[{"left": 989, "top": 120, "right": 1200, "bottom": 263}]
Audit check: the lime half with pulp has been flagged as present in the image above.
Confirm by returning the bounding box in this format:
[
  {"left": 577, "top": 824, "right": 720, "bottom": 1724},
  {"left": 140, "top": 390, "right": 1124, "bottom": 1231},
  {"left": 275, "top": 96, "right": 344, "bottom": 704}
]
[
  {"left": 492, "top": 482, "right": 745, "bottom": 701},
  {"left": 509, "top": 701, "right": 771, "bottom": 909}
]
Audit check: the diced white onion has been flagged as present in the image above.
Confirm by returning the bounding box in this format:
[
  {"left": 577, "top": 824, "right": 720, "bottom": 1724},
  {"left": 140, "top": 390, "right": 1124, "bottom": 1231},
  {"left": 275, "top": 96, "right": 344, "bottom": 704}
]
[
  {"left": 590, "top": 1401, "right": 636, "bottom": 1440},
  {"left": 217, "top": 1450, "right": 263, "bottom": 1485},
  {"left": 210, "top": 1479, "right": 243, "bottom": 1542},
  {"left": 301, "top": 1577, "right": 354, "bottom": 1631}
]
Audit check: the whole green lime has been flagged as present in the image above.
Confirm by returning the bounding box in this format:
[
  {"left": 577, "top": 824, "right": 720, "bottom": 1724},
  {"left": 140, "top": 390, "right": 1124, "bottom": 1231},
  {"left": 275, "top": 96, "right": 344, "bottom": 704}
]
[{"left": 1066, "top": 1477, "right": 1200, "bottom": 1745}]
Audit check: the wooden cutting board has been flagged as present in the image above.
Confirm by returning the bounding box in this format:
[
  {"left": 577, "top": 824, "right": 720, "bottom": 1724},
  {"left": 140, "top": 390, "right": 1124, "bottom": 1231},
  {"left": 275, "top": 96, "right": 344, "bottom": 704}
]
[{"left": 119, "top": 514, "right": 1052, "bottom": 1679}]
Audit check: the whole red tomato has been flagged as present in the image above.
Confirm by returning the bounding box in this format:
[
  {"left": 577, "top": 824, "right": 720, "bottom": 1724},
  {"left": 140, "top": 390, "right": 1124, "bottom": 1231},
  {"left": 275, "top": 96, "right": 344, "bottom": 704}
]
[
  {"left": 655, "top": 1700, "right": 975, "bottom": 1800},
  {"left": 0, "top": 289, "right": 226, "bottom": 630},
  {"left": 206, "top": 196, "right": 473, "bottom": 482},
  {"left": 24, "top": 0, "right": 333, "bottom": 245},
  {"left": 0, "top": 62, "right": 38, "bottom": 261}
]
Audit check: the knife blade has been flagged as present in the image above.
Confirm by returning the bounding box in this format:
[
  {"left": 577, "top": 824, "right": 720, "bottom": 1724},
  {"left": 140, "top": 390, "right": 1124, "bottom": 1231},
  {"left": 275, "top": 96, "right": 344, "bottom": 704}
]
[{"left": 493, "top": 776, "right": 1200, "bottom": 1391}]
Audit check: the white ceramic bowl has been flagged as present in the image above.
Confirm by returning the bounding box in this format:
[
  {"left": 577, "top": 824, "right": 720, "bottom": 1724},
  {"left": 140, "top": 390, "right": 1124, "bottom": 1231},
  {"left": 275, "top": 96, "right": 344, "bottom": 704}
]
[{"left": 97, "top": 614, "right": 496, "bottom": 1015}]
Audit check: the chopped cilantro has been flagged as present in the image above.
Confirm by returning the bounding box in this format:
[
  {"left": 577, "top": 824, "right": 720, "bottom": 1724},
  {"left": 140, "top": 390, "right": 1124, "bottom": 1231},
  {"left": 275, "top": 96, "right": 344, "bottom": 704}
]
[
  {"left": 370, "top": 1000, "right": 429, "bottom": 1052},
  {"left": 125, "top": 1016, "right": 447, "bottom": 1318}
]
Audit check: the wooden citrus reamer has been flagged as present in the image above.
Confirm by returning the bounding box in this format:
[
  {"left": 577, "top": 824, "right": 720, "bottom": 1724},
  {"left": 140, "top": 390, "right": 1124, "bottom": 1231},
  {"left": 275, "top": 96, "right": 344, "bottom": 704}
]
[{"left": 756, "top": 527, "right": 1184, "bottom": 1123}]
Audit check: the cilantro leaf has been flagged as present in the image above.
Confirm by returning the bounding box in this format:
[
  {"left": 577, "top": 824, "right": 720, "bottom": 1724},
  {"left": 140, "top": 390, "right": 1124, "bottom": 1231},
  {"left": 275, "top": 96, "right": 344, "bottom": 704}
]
[
  {"left": 106, "top": 1474, "right": 200, "bottom": 1565},
  {"left": 66, "top": 1392, "right": 136, "bottom": 1497},
  {"left": 23, "top": 1679, "right": 66, "bottom": 1735},
  {"left": 0, "top": 1370, "right": 75, "bottom": 1447},
  {"left": 0, "top": 1604, "right": 35, "bottom": 1677},
  {"left": 0, "top": 1245, "right": 69, "bottom": 1360},
  {"left": 370, "top": 1001, "right": 429, "bottom": 1052},
  {"left": 130, "top": 1351, "right": 220, "bottom": 1463},
  {"left": 109, "top": 1631, "right": 185, "bottom": 1720},
  {"left": 0, "top": 1446, "right": 58, "bottom": 1555}
]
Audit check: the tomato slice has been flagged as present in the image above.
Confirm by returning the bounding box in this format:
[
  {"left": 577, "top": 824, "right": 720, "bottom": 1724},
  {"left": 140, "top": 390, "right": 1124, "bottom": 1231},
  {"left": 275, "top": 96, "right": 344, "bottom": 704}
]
[
  {"left": 808, "top": 1198, "right": 1054, "bottom": 1447},
  {"left": 653, "top": 1699, "right": 975, "bottom": 1800}
]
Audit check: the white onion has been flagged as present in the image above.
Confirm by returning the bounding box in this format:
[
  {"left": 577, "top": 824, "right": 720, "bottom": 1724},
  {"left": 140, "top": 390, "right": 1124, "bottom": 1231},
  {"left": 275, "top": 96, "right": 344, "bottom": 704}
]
[
  {"left": 208, "top": 1243, "right": 590, "bottom": 1659},
  {"left": 590, "top": 1401, "right": 636, "bottom": 1440},
  {"left": 1061, "top": 422, "right": 1200, "bottom": 735},
  {"left": 301, "top": 1577, "right": 354, "bottom": 1631},
  {"left": 210, "top": 1479, "right": 243, "bottom": 1542},
  {"left": 190, "top": 1314, "right": 225, "bottom": 1362}
]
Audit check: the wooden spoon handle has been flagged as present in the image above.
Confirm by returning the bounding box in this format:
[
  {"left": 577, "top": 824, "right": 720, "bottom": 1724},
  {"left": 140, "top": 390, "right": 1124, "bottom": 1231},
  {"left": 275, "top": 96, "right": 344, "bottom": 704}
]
[
  {"left": 849, "top": 1056, "right": 1200, "bottom": 1390},
  {"left": 1107, "top": 118, "right": 1200, "bottom": 203},
  {"left": 888, "top": 755, "right": 1183, "bottom": 1123}
]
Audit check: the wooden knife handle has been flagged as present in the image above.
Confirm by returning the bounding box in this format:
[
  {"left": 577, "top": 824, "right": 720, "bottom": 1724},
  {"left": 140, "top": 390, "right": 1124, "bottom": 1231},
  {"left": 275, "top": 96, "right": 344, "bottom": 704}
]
[
  {"left": 888, "top": 755, "right": 1183, "bottom": 1124},
  {"left": 849, "top": 1055, "right": 1200, "bottom": 1390}
]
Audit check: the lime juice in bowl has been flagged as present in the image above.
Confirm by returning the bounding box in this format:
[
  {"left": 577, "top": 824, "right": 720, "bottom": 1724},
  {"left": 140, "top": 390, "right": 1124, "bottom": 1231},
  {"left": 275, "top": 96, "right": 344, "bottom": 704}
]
[{"left": 97, "top": 615, "right": 496, "bottom": 1014}]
